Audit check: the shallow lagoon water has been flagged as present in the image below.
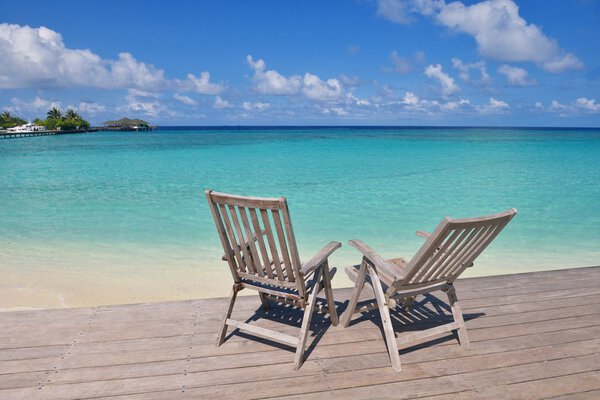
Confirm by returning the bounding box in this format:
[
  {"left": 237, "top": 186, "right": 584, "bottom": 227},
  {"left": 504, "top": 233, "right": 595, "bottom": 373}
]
[{"left": 1, "top": 127, "right": 599, "bottom": 309}]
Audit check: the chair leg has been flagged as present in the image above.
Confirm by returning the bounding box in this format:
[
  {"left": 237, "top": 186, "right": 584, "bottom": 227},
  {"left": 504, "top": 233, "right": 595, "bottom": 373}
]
[
  {"left": 369, "top": 265, "right": 402, "bottom": 372},
  {"left": 293, "top": 267, "right": 322, "bottom": 370},
  {"left": 322, "top": 261, "right": 338, "bottom": 326},
  {"left": 341, "top": 259, "right": 368, "bottom": 328},
  {"left": 215, "top": 285, "right": 240, "bottom": 347},
  {"left": 446, "top": 285, "right": 470, "bottom": 349},
  {"left": 258, "top": 292, "right": 270, "bottom": 310}
]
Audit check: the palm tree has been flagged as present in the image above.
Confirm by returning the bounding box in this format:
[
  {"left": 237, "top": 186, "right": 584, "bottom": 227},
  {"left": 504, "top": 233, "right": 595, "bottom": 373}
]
[
  {"left": 65, "top": 109, "right": 78, "bottom": 120},
  {"left": 1, "top": 111, "right": 11, "bottom": 121},
  {"left": 47, "top": 107, "right": 62, "bottom": 120}
]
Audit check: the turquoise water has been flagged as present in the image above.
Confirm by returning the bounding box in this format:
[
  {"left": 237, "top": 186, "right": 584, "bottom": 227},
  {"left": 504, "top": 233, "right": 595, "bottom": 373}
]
[{"left": 1, "top": 127, "right": 599, "bottom": 306}]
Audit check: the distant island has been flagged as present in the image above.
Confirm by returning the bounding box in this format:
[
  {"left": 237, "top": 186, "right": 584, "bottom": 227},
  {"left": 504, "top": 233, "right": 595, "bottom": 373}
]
[{"left": 1, "top": 107, "right": 90, "bottom": 132}]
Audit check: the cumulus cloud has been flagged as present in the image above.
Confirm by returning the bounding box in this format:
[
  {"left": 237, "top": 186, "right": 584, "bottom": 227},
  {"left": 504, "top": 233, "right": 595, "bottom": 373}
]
[
  {"left": 246, "top": 55, "right": 345, "bottom": 102},
  {"left": 242, "top": 101, "right": 270, "bottom": 112},
  {"left": 122, "top": 89, "right": 169, "bottom": 118},
  {"left": 498, "top": 65, "right": 537, "bottom": 86},
  {"left": 246, "top": 55, "right": 302, "bottom": 95},
  {"left": 575, "top": 97, "right": 600, "bottom": 112},
  {"left": 173, "top": 93, "right": 198, "bottom": 106},
  {"left": 376, "top": 0, "right": 583, "bottom": 73},
  {"left": 424, "top": 64, "right": 459, "bottom": 96},
  {"left": 302, "top": 73, "right": 344, "bottom": 101},
  {"left": 0, "top": 23, "right": 223, "bottom": 93},
  {"left": 546, "top": 98, "right": 600, "bottom": 114},
  {"left": 451, "top": 58, "right": 490, "bottom": 84},
  {"left": 213, "top": 96, "right": 232, "bottom": 109},
  {"left": 477, "top": 97, "right": 509, "bottom": 113},
  {"left": 177, "top": 72, "right": 224, "bottom": 95},
  {"left": 401, "top": 91, "right": 420, "bottom": 106}
]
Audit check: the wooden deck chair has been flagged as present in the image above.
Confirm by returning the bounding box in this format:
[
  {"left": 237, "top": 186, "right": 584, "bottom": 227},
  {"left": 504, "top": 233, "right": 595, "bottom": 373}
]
[
  {"left": 205, "top": 190, "right": 340, "bottom": 370},
  {"left": 341, "top": 209, "right": 517, "bottom": 371}
]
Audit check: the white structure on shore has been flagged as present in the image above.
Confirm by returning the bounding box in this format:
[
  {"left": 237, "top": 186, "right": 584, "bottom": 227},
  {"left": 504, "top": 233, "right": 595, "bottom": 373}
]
[{"left": 6, "top": 122, "right": 48, "bottom": 133}]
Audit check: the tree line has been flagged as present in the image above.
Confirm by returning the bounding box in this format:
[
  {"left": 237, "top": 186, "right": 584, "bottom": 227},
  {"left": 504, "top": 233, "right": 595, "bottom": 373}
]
[{"left": 1, "top": 108, "right": 90, "bottom": 130}]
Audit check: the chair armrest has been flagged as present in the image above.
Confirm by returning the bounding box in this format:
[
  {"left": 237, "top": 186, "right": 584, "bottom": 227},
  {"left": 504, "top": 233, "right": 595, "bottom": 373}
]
[
  {"left": 300, "top": 241, "right": 342, "bottom": 276},
  {"left": 416, "top": 231, "right": 431, "bottom": 239},
  {"left": 348, "top": 239, "right": 402, "bottom": 282},
  {"left": 222, "top": 230, "right": 266, "bottom": 261}
]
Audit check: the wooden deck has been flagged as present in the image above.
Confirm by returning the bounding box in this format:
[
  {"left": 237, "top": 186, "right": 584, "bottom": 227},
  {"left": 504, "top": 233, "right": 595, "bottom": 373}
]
[{"left": 1, "top": 266, "right": 599, "bottom": 399}]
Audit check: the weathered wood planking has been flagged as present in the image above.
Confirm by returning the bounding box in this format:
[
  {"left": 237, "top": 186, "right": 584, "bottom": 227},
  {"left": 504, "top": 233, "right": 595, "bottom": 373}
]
[{"left": 0, "top": 266, "right": 599, "bottom": 400}]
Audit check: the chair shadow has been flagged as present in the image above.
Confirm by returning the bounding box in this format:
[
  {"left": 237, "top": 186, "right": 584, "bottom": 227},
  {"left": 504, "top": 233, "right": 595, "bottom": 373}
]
[
  {"left": 339, "top": 293, "right": 485, "bottom": 352},
  {"left": 224, "top": 295, "right": 343, "bottom": 360}
]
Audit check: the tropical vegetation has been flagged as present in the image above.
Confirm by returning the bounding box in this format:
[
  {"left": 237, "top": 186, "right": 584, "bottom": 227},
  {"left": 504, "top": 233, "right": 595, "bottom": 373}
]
[
  {"left": 36, "top": 107, "right": 91, "bottom": 130},
  {"left": 0, "top": 111, "right": 27, "bottom": 129}
]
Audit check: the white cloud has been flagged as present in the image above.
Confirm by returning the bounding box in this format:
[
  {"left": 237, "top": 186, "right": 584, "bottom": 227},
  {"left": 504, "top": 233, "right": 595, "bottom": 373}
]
[
  {"left": 173, "top": 93, "right": 198, "bottom": 106},
  {"left": 377, "top": 0, "right": 583, "bottom": 73},
  {"left": 477, "top": 97, "right": 509, "bottom": 113},
  {"left": 4, "top": 96, "right": 62, "bottom": 116},
  {"left": 246, "top": 55, "right": 346, "bottom": 102},
  {"left": 122, "top": 89, "right": 169, "bottom": 118},
  {"left": 574, "top": 98, "right": 600, "bottom": 112},
  {"left": 0, "top": 23, "right": 223, "bottom": 92},
  {"left": 178, "top": 72, "right": 224, "bottom": 95},
  {"left": 213, "top": 96, "right": 232, "bottom": 109},
  {"left": 550, "top": 100, "right": 568, "bottom": 112},
  {"left": 451, "top": 58, "right": 490, "bottom": 84},
  {"left": 246, "top": 55, "right": 302, "bottom": 95},
  {"left": 440, "top": 98, "right": 471, "bottom": 111},
  {"left": 498, "top": 65, "right": 537, "bottom": 86},
  {"left": 77, "top": 101, "right": 106, "bottom": 114},
  {"left": 542, "top": 53, "right": 583, "bottom": 74},
  {"left": 424, "top": 64, "right": 459, "bottom": 95},
  {"left": 401, "top": 91, "right": 420, "bottom": 106},
  {"left": 302, "top": 73, "right": 344, "bottom": 101},
  {"left": 242, "top": 101, "right": 270, "bottom": 111}
]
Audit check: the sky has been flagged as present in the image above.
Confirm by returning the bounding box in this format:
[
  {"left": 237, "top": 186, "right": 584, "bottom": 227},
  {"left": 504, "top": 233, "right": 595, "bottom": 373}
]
[{"left": 1, "top": 0, "right": 599, "bottom": 126}]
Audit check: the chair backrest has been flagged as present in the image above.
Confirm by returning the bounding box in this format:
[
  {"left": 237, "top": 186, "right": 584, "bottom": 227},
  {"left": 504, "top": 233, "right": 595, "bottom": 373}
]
[
  {"left": 205, "top": 190, "right": 305, "bottom": 295},
  {"left": 400, "top": 209, "right": 517, "bottom": 288}
]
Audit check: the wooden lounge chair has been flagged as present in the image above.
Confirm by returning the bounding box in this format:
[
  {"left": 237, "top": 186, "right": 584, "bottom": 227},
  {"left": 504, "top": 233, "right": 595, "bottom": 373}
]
[
  {"left": 205, "top": 190, "right": 340, "bottom": 370},
  {"left": 341, "top": 209, "right": 517, "bottom": 371}
]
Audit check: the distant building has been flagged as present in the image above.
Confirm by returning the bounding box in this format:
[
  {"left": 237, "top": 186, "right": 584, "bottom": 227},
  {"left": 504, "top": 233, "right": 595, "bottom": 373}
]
[{"left": 102, "top": 118, "right": 153, "bottom": 131}]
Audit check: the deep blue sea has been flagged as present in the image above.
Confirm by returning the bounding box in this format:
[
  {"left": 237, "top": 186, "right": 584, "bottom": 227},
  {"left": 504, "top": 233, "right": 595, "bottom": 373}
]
[{"left": 1, "top": 127, "right": 599, "bottom": 308}]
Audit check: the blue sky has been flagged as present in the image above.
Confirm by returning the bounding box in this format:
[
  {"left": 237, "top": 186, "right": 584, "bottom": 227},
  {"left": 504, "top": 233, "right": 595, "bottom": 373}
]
[{"left": 1, "top": 0, "right": 599, "bottom": 126}]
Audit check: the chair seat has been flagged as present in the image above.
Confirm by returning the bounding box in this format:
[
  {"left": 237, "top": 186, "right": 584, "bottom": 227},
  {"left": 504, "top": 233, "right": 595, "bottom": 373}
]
[{"left": 345, "top": 257, "right": 407, "bottom": 288}]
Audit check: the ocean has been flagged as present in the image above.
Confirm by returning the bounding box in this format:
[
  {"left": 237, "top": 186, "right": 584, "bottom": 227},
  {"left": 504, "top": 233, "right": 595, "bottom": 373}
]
[{"left": 1, "top": 127, "right": 599, "bottom": 309}]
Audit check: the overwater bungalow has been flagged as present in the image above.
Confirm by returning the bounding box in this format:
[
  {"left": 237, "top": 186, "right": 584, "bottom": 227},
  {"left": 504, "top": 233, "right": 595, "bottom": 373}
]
[{"left": 102, "top": 118, "right": 154, "bottom": 132}]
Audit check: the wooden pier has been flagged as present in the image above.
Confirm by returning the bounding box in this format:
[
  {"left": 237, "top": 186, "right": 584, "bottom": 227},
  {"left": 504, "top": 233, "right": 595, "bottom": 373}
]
[
  {"left": 1, "top": 266, "right": 599, "bottom": 399},
  {"left": 0, "top": 130, "right": 96, "bottom": 139}
]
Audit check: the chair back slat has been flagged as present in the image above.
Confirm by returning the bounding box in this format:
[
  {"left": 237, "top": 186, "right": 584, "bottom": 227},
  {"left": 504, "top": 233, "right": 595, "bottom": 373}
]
[
  {"left": 248, "top": 208, "right": 274, "bottom": 279},
  {"left": 271, "top": 209, "right": 296, "bottom": 282},
  {"left": 238, "top": 206, "right": 264, "bottom": 276},
  {"left": 415, "top": 227, "right": 459, "bottom": 280},
  {"left": 217, "top": 203, "right": 246, "bottom": 273},
  {"left": 403, "top": 209, "right": 517, "bottom": 287},
  {"left": 227, "top": 204, "right": 257, "bottom": 274},
  {"left": 206, "top": 190, "right": 305, "bottom": 295},
  {"left": 260, "top": 208, "right": 285, "bottom": 278}
]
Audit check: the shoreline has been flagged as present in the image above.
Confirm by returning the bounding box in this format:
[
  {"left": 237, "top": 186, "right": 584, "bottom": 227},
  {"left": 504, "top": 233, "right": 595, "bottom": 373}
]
[{"left": 2, "top": 257, "right": 597, "bottom": 312}]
